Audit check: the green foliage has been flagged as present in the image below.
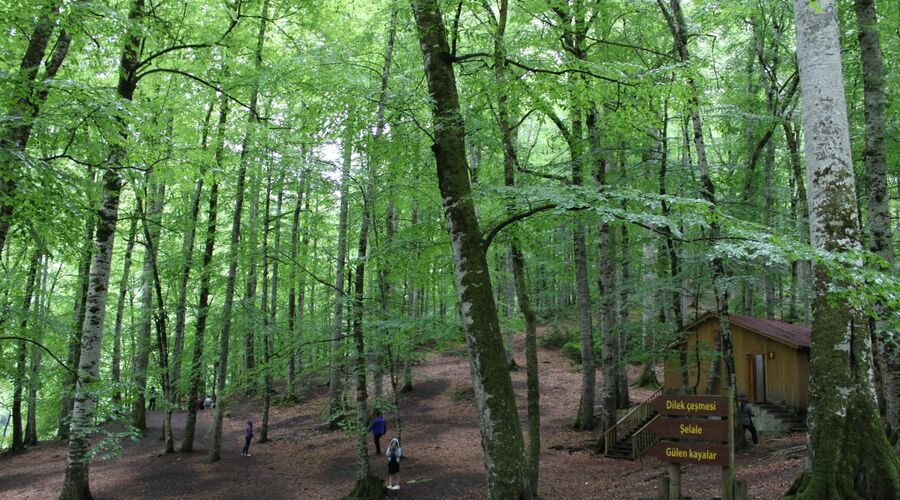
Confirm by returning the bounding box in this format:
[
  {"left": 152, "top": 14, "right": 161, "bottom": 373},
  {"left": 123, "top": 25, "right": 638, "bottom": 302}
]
[{"left": 539, "top": 324, "right": 575, "bottom": 349}]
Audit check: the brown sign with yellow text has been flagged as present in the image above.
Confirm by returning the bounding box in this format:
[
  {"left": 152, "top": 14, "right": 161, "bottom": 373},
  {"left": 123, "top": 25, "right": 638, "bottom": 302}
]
[
  {"left": 650, "top": 395, "right": 728, "bottom": 417},
  {"left": 648, "top": 441, "right": 729, "bottom": 466},
  {"left": 650, "top": 416, "right": 729, "bottom": 442}
]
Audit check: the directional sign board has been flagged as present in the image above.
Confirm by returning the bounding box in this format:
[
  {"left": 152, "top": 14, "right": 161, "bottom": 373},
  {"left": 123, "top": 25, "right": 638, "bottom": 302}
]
[
  {"left": 650, "top": 416, "right": 729, "bottom": 442},
  {"left": 650, "top": 395, "right": 728, "bottom": 417},
  {"left": 648, "top": 441, "right": 729, "bottom": 466}
]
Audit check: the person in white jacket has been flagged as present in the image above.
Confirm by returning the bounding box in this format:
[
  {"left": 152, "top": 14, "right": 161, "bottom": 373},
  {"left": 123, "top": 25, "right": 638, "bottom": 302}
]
[{"left": 385, "top": 437, "right": 402, "bottom": 490}]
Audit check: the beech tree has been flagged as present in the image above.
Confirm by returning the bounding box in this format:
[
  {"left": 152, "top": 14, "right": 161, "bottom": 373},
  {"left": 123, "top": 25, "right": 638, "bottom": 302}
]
[{"left": 785, "top": 0, "right": 899, "bottom": 497}]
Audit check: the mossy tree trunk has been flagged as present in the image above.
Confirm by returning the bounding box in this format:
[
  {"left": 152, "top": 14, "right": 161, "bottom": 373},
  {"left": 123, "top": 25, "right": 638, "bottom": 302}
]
[
  {"left": 785, "top": 0, "right": 900, "bottom": 497},
  {"left": 59, "top": 0, "right": 142, "bottom": 479},
  {"left": 854, "top": 0, "right": 897, "bottom": 449},
  {"left": 410, "top": 0, "right": 531, "bottom": 497}
]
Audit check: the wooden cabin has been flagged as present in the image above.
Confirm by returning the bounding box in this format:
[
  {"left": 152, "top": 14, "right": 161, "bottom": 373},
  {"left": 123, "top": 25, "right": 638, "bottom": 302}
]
[{"left": 663, "top": 313, "right": 810, "bottom": 412}]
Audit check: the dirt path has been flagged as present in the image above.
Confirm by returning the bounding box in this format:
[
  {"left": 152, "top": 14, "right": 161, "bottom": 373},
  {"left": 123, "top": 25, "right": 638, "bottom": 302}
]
[{"left": 0, "top": 330, "right": 805, "bottom": 499}]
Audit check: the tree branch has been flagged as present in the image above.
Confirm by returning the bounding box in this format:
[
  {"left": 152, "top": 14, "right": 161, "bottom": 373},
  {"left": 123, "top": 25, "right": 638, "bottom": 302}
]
[
  {"left": 482, "top": 203, "right": 558, "bottom": 251},
  {"left": 0, "top": 336, "right": 79, "bottom": 379}
]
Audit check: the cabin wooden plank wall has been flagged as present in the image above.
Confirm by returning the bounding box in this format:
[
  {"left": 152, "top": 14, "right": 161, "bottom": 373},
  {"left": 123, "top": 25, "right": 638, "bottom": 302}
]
[{"left": 663, "top": 320, "right": 809, "bottom": 412}]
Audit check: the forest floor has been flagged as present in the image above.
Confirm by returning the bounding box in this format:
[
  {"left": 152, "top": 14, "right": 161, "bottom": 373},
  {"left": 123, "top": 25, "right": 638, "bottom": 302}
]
[{"left": 0, "top": 328, "right": 806, "bottom": 499}]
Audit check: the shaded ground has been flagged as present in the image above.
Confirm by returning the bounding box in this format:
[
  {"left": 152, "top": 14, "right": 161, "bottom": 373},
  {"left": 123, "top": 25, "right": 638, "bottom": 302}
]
[{"left": 0, "top": 328, "right": 806, "bottom": 499}]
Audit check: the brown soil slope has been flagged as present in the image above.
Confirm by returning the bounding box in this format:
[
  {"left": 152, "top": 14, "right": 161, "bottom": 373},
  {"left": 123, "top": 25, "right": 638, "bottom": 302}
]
[{"left": 0, "top": 330, "right": 805, "bottom": 499}]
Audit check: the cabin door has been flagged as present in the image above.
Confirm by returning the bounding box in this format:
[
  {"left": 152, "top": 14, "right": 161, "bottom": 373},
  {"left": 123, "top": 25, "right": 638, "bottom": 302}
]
[{"left": 747, "top": 354, "right": 766, "bottom": 402}]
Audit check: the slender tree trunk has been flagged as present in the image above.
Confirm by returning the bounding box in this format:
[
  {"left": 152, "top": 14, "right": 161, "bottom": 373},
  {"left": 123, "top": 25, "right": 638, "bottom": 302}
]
[
  {"left": 350, "top": 172, "right": 373, "bottom": 485},
  {"left": 854, "top": 0, "right": 897, "bottom": 449},
  {"left": 132, "top": 178, "right": 164, "bottom": 432},
  {"left": 136, "top": 192, "right": 174, "bottom": 453},
  {"left": 110, "top": 214, "right": 138, "bottom": 403},
  {"left": 658, "top": 0, "right": 736, "bottom": 391},
  {"left": 587, "top": 109, "right": 619, "bottom": 434},
  {"left": 58, "top": 171, "right": 96, "bottom": 441},
  {"left": 25, "top": 253, "right": 52, "bottom": 447},
  {"left": 257, "top": 170, "right": 272, "bottom": 442},
  {"left": 11, "top": 250, "right": 40, "bottom": 452},
  {"left": 786, "top": 1, "right": 900, "bottom": 496},
  {"left": 208, "top": 0, "right": 268, "bottom": 463},
  {"left": 171, "top": 104, "right": 215, "bottom": 403},
  {"left": 637, "top": 240, "right": 659, "bottom": 387},
  {"left": 286, "top": 175, "right": 305, "bottom": 401},
  {"left": 242, "top": 170, "right": 261, "bottom": 377},
  {"left": 401, "top": 207, "right": 418, "bottom": 394},
  {"left": 491, "top": 1, "right": 541, "bottom": 487},
  {"left": 410, "top": 1, "right": 531, "bottom": 496},
  {"left": 182, "top": 97, "right": 227, "bottom": 453},
  {"left": 328, "top": 121, "right": 352, "bottom": 425}
]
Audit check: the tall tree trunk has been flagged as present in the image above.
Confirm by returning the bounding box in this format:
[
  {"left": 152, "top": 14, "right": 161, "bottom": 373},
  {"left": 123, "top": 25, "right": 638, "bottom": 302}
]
[
  {"left": 786, "top": 1, "right": 900, "bottom": 496},
  {"left": 111, "top": 214, "right": 138, "bottom": 403},
  {"left": 350, "top": 167, "right": 374, "bottom": 487},
  {"left": 410, "top": 1, "right": 531, "bottom": 497},
  {"left": 182, "top": 96, "right": 227, "bottom": 453},
  {"left": 784, "top": 119, "right": 811, "bottom": 324},
  {"left": 171, "top": 103, "right": 215, "bottom": 403},
  {"left": 286, "top": 175, "right": 305, "bottom": 401},
  {"left": 131, "top": 178, "right": 165, "bottom": 432},
  {"left": 208, "top": 0, "right": 269, "bottom": 463},
  {"left": 59, "top": 5, "right": 145, "bottom": 478},
  {"left": 401, "top": 207, "right": 418, "bottom": 394},
  {"left": 242, "top": 171, "right": 261, "bottom": 377},
  {"left": 490, "top": 0, "right": 541, "bottom": 487},
  {"left": 587, "top": 109, "right": 620, "bottom": 435},
  {"left": 58, "top": 171, "right": 96, "bottom": 441},
  {"left": 25, "top": 253, "right": 52, "bottom": 447},
  {"left": 328, "top": 121, "right": 352, "bottom": 425},
  {"left": 136, "top": 192, "right": 174, "bottom": 453},
  {"left": 854, "top": 0, "right": 897, "bottom": 449},
  {"left": 658, "top": 0, "right": 736, "bottom": 391},
  {"left": 637, "top": 240, "right": 659, "bottom": 387},
  {"left": 258, "top": 170, "right": 272, "bottom": 442},
  {"left": 11, "top": 249, "right": 40, "bottom": 452},
  {"left": 0, "top": 1, "right": 67, "bottom": 261},
  {"left": 366, "top": 4, "right": 397, "bottom": 409}
]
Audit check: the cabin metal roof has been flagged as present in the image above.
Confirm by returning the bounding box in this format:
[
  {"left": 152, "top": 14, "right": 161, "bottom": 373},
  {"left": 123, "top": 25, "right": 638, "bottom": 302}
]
[{"left": 684, "top": 312, "right": 811, "bottom": 349}]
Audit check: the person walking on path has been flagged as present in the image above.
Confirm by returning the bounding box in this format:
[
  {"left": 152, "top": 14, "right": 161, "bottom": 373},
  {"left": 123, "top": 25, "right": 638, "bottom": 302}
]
[
  {"left": 148, "top": 387, "right": 157, "bottom": 411},
  {"left": 241, "top": 420, "right": 254, "bottom": 456},
  {"left": 386, "top": 437, "right": 402, "bottom": 491},
  {"left": 368, "top": 410, "right": 386, "bottom": 455},
  {"left": 740, "top": 399, "right": 759, "bottom": 444}
]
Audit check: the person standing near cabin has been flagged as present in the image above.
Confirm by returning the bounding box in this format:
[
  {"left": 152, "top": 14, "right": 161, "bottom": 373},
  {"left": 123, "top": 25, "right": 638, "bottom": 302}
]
[
  {"left": 386, "top": 437, "right": 402, "bottom": 491},
  {"left": 242, "top": 420, "right": 254, "bottom": 456},
  {"left": 740, "top": 399, "right": 759, "bottom": 444},
  {"left": 368, "top": 410, "right": 386, "bottom": 455}
]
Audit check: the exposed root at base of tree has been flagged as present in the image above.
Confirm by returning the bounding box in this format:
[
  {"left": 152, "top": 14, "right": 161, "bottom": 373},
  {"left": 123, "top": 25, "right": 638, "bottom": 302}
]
[{"left": 344, "top": 475, "right": 385, "bottom": 499}]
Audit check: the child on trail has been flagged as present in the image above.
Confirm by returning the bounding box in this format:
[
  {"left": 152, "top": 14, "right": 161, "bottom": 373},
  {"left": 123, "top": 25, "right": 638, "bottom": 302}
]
[
  {"left": 368, "top": 410, "right": 386, "bottom": 455},
  {"left": 386, "top": 437, "right": 402, "bottom": 491},
  {"left": 242, "top": 420, "right": 254, "bottom": 456}
]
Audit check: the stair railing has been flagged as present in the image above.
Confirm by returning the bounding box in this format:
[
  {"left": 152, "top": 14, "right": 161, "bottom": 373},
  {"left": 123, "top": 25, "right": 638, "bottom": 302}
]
[
  {"left": 603, "top": 386, "right": 664, "bottom": 455},
  {"left": 631, "top": 414, "right": 660, "bottom": 460}
]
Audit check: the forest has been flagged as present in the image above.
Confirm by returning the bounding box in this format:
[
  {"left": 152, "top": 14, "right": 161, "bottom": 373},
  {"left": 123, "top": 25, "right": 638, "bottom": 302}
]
[{"left": 0, "top": 0, "right": 898, "bottom": 498}]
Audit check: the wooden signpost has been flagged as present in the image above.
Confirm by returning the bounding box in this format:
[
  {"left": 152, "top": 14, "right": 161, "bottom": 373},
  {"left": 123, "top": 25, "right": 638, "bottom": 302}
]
[{"left": 648, "top": 391, "right": 736, "bottom": 500}]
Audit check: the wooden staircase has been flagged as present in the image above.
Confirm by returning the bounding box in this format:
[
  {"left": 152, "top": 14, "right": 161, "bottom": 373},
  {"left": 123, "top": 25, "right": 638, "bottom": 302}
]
[
  {"left": 755, "top": 401, "right": 807, "bottom": 432},
  {"left": 603, "top": 387, "right": 662, "bottom": 461}
]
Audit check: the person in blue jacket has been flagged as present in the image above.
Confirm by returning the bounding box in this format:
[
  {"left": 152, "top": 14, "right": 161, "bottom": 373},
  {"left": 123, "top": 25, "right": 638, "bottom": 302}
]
[{"left": 368, "top": 410, "right": 386, "bottom": 455}]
